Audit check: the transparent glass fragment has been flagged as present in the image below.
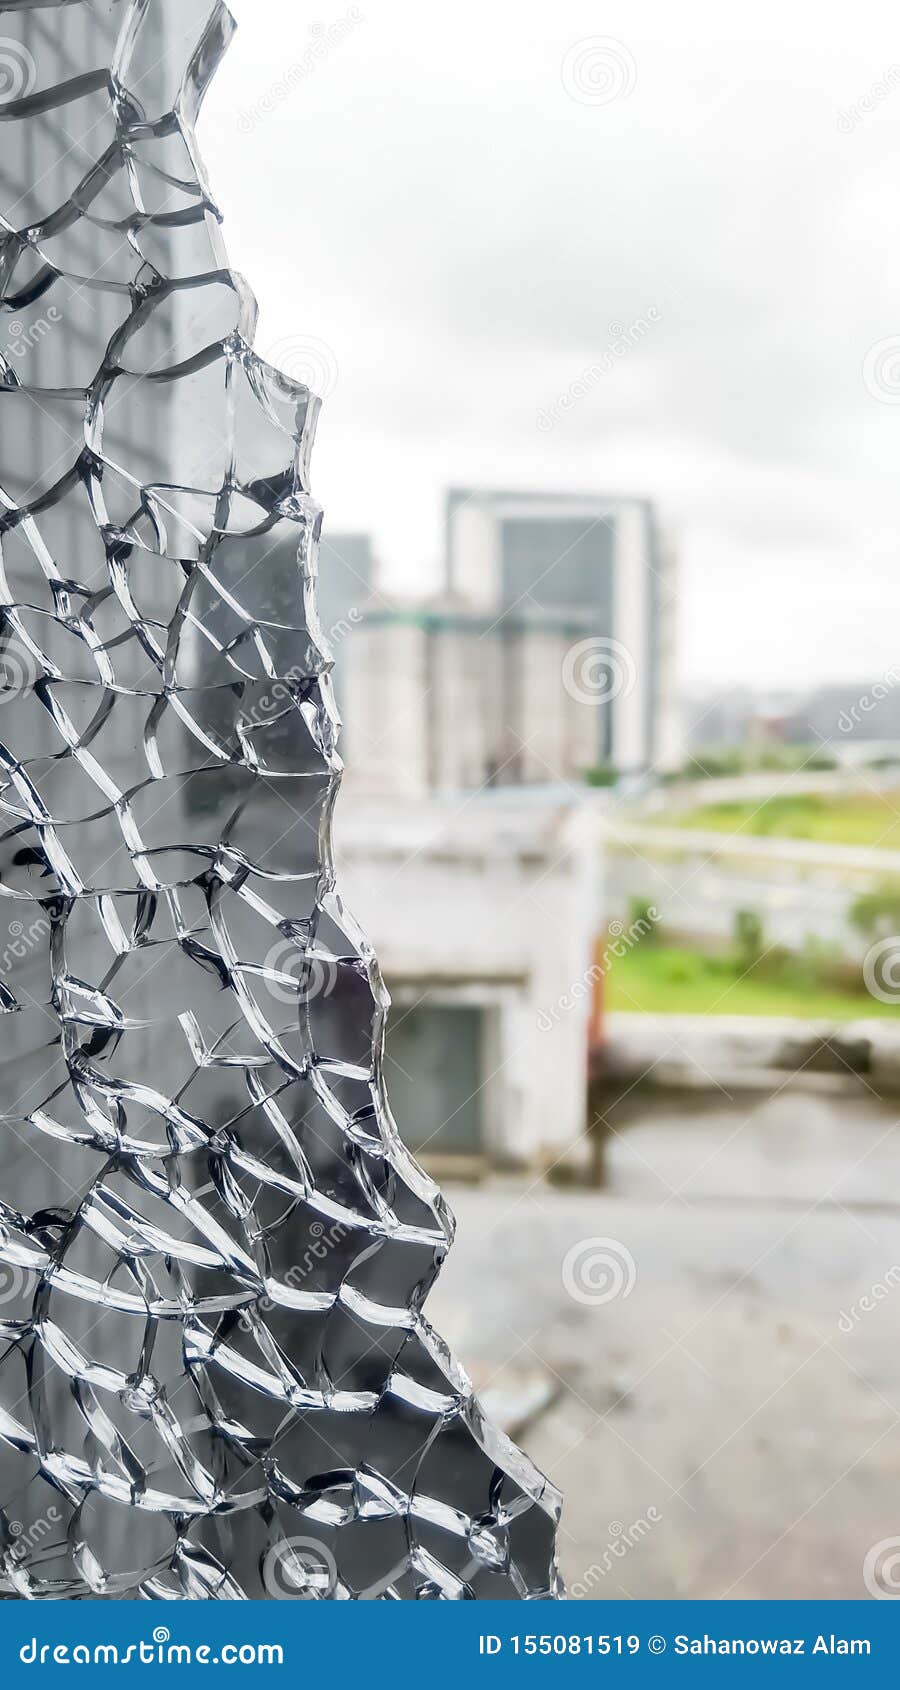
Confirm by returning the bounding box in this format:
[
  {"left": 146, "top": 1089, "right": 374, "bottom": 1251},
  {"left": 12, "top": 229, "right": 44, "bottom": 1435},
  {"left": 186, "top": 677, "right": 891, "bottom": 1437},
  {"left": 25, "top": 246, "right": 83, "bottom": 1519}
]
[{"left": 0, "top": 0, "right": 561, "bottom": 1598}]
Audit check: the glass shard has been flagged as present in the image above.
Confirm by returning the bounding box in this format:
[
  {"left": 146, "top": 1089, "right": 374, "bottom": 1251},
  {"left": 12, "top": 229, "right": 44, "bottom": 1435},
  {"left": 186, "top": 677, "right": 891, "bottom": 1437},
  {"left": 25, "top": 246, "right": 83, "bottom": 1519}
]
[{"left": 0, "top": 0, "right": 561, "bottom": 1598}]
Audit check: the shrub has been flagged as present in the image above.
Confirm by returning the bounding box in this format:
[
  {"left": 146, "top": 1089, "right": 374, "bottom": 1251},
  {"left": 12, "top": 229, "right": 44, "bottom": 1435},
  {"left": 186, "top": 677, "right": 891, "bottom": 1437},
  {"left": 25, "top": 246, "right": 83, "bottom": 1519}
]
[
  {"left": 733, "top": 908, "right": 765, "bottom": 971},
  {"left": 849, "top": 884, "right": 900, "bottom": 940},
  {"left": 627, "top": 897, "right": 659, "bottom": 941}
]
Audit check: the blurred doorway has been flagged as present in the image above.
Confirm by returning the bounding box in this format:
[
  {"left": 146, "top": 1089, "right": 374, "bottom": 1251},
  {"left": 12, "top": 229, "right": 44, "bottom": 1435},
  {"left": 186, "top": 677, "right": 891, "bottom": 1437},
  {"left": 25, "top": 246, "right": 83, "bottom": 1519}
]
[{"left": 385, "top": 1002, "right": 486, "bottom": 1167}]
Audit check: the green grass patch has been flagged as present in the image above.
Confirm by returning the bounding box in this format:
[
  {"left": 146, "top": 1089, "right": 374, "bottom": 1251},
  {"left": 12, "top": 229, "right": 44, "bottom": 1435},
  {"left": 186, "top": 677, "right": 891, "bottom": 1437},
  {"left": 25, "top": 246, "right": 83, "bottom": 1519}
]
[
  {"left": 662, "top": 791, "right": 900, "bottom": 849},
  {"left": 605, "top": 944, "right": 898, "bottom": 1019}
]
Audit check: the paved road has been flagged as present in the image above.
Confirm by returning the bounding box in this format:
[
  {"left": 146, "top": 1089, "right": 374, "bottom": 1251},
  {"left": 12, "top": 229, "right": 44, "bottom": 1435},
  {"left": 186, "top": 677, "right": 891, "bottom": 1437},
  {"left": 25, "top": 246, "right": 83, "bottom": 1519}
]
[{"left": 428, "top": 1085, "right": 900, "bottom": 1599}]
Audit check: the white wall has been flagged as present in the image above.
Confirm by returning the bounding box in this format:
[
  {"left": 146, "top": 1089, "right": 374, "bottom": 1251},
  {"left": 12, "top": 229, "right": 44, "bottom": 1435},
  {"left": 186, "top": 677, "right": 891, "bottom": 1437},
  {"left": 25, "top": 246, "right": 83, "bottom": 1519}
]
[
  {"left": 341, "top": 621, "right": 429, "bottom": 796},
  {"left": 336, "top": 796, "right": 601, "bottom": 1170},
  {"left": 612, "top": 501, "right": 652, "bottom": 772}
]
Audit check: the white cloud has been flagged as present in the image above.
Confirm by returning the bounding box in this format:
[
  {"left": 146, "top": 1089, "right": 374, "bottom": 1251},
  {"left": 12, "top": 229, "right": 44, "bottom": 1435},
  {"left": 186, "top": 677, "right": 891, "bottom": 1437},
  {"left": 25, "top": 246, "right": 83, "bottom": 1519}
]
[{"left": 201, "top": 0, "right": 900, "bottom": 688}]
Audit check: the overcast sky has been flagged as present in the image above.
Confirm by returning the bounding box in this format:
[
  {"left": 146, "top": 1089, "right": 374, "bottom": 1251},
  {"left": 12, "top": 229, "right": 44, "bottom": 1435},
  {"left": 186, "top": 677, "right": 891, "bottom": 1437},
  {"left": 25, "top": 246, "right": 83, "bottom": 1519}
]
[{"left": 202, "top": 0, "right": 900, "bottom": 691}]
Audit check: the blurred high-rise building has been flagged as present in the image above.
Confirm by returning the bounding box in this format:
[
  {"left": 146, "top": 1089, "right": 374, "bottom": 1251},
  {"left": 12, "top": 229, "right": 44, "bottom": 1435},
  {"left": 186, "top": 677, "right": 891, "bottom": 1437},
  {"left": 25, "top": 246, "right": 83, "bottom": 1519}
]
[
  {"left": 445, "top": 488, "right": 679, "bottom": 775},
  {"left": 339, "top": 490, "right": 680, "bottom": 795}
]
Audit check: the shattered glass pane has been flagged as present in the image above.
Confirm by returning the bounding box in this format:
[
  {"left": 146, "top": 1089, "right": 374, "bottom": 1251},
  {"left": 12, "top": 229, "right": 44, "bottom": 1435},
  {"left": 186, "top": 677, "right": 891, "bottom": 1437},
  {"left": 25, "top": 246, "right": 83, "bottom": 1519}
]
[{"left": 0, "top": 0, "right": 561, "bottom": 1598}]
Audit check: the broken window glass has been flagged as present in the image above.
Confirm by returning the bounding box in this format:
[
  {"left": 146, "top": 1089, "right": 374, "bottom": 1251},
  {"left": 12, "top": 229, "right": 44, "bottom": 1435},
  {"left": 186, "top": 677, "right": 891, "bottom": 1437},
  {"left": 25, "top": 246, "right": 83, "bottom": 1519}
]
[{"left": 0, "top": 0, "right": 561, "bottom": 1598}]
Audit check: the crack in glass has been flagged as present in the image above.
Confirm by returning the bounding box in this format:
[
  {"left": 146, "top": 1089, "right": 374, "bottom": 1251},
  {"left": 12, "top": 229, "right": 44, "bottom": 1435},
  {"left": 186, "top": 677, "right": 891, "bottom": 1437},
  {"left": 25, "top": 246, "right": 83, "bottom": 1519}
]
[{"left": 0, "top": 0, "right": 561, "bottom": 1599}]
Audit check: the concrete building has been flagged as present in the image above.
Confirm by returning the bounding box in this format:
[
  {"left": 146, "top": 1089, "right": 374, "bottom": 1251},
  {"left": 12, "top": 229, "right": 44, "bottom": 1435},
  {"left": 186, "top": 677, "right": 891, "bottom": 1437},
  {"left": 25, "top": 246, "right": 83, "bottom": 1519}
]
[
  {"left": 338, "top": 490, "right": 680, "bottom": 796},
  {"left": 342, "top": 600, "right": 604, "bottom": 794},
  {"left": 335, "top": 794, "right": 600, "bottom": 1174},
  {"left": 446, "top": 488, "right": 680, "bottom": 775}
]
